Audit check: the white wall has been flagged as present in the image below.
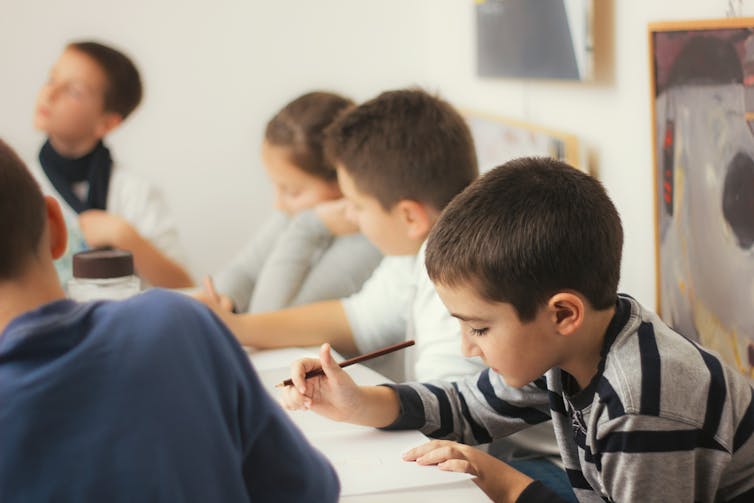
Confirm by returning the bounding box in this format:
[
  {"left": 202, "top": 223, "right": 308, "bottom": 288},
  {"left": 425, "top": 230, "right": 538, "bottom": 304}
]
[
  {"left": 1, "top": 0, "right": 749, "bottom": 307},
  {"left": 422, "top": 0, "right": 754, "bottom": 308},
  {"left": 0, "top": 0, "right": 437, "bottom": 277}
]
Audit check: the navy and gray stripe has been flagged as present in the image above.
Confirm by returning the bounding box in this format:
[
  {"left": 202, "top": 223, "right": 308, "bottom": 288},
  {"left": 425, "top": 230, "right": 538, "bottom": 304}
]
[{"left": 382, "top": 295, "right": 754, "bottom": 502}]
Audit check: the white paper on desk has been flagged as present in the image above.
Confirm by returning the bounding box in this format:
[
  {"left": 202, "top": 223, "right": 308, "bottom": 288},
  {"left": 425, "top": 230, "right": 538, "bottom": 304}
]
[{"left": 308, "top": 428, "right": 473, "bottom": 496}]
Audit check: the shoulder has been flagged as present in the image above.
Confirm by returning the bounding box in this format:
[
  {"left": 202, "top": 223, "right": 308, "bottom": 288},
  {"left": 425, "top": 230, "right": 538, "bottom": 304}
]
[
  {"left": 100, "top": 289, "right": 226, "bottom": 342},
  {"left": 375, "top": 255, "right": 417, "bottom": 276},
  {"left": 109, "top": 165, "right": 158, "bottom": 201},
  {"left": 599, "top": 295, "right": 740, "bottom": 430},
  {"left": 345, "top": 255, "right": 415, "bottom": 300}
]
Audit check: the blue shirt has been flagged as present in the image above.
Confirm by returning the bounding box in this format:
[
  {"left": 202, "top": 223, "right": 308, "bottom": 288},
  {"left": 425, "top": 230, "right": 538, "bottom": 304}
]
[{"left": 0, "top": 289, "right": 339, "bottom": 502}]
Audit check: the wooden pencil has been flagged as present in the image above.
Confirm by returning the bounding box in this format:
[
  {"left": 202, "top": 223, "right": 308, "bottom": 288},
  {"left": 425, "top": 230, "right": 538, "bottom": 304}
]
[{"left": 275, "top": 340, "right": 415, "bottom": 387}]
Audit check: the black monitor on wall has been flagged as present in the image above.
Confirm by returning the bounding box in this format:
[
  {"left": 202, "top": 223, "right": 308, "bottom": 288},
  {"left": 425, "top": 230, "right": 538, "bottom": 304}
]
[{"left": 476, "top": 0, "right": 594, "bottom": 81}]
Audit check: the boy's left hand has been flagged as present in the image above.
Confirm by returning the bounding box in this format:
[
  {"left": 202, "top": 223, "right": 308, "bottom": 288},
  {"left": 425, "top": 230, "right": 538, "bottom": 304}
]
[
  {"left": 403, "top": 440, "right": 534, "bottom": 502},
  {"left": 79, "top": 210, "right": 135, "bottom": 249}
]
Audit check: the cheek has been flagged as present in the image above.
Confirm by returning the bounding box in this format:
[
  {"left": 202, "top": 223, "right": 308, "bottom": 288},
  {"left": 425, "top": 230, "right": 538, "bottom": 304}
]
[
  {"left": 354, "top": 214, "right": 378, "bottom": 239},
  {"left": 36, "top": 86, "right": 50, "bottom": 104},
  {"left": 54, "top": 100, "right": 94, "bottom": 128}
]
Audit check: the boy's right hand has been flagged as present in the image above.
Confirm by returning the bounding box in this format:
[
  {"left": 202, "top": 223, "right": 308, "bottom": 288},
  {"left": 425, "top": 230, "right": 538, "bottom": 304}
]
[{"left": 280, "top": 343, "right": 364, "bottom": 422}]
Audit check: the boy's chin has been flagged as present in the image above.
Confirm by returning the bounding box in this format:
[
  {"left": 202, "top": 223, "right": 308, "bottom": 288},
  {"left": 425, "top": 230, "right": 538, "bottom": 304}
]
[{"left": 494, "top": 372, "right": 532, "bottom": 389}]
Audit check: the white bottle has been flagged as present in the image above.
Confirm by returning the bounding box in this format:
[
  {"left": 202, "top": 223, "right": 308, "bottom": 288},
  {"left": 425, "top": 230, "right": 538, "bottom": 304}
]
[{"left": 67, "top": 249, "right": 141, "bottom": 302}]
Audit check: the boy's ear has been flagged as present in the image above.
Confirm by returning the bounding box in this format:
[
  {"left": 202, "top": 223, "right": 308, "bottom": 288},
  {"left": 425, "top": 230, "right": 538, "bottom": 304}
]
[
  {"left": 45, "top": 196, "right": 68, "bottom": 260},
  {"left": 395, "top": 199, "right": 434, "bottom": 241},
  {"left": 93, "top": 112, "right": 123, "bottom": 139},
  {"left": 548, "top": 292, "right": 584, "bottom": 336}
]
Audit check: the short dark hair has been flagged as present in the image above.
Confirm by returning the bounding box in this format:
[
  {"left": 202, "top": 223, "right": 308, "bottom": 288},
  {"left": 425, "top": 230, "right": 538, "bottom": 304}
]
[
  {"left": 426, "top": 157, "right": 623, "bottom": 321},
  {"left": 68, "top": 41, "right": 142, "bottom": 120},
  {"left": 0, "top": 139, "right": 47, "bottom": 279},
  {"left": 324, "top": 89, "right": 478, "bottom": 211},
  {"left": 265, "top": 92, "right": 354, "bottom": 181}
]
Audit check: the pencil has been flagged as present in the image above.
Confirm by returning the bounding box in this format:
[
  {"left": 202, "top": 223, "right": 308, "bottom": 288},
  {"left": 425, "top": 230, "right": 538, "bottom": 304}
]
[{"left": 275, "top": 340, "right": 415, "bottom": 388}]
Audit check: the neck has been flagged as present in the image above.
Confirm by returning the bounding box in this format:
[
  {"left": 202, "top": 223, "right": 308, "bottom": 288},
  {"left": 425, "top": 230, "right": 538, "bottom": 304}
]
[
  {"left": 0, "top": 261, "right": 66, "bottom": 334},
  {"left": 48, "top": 135, "right": 100, "bottom": 158},
  {"left": 560, "top": 306, "right": 616, "bottom": 390}
]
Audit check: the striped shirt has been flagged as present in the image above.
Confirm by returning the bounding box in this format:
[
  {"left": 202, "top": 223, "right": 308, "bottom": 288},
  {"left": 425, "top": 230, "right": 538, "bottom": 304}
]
[{"left": 383, "top": 295, "right": 754, "bottom": 502}]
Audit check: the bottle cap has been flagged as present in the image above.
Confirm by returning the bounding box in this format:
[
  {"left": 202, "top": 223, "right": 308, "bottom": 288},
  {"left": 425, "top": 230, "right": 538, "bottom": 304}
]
[{"left": 72, "top": 249, "right": 134, "bottom": 279}]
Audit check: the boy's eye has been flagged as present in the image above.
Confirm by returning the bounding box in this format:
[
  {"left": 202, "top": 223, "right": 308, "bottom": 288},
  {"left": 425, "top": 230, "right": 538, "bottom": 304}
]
[
  {"left": 468, "top": 326, "right": 489, "bottom": 337},
  {"left": 66, "top": 85, "right": 85, "bottom": 99}
]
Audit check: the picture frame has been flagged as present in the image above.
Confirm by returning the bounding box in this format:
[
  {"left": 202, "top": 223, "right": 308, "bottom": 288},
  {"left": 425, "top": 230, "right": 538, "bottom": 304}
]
[
  {"left": 649, "top": 18, "right": 754, "bottom": 379},
  {"left": 464, "top": 110, "right": 583, "bottom": 173}
]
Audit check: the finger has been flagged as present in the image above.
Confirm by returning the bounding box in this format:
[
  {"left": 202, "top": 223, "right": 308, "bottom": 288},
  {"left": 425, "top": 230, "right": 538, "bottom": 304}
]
[
  {"left": 279, "top": 385, "right": 309, "bottom": 411},
  {"left": 290, "top": 357, "right": 323, "bottom": 395},
  {"left": 402, "top": 440, "right": 450, "bottom": 461},
  {"left": 203, "top": 275, "right": 220, "bottom": 303},
  {"left": 318, "top": 343, "right": 343, "bottom": 379},
  {"left": 219, "top": 295, "right": 234, "bottom": 312},
  {"left": 438, "top": 459, "right": 476, "bottom": 475},
  {"left": 416, "top": 446, "right": 456, "bottom": 465}
]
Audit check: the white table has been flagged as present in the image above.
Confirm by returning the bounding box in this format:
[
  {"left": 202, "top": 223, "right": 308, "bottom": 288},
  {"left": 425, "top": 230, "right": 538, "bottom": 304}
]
[{"left": 248, "top": 347, "right": 490, "bottom": 502}]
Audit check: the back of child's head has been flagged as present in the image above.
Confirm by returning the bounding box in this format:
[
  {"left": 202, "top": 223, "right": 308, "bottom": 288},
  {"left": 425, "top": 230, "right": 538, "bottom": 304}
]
[
  {"left": 67, "top": 41, "right": 142, "bottom": 120},
  {"left": 265, "top": 92, "right": 354, "bottom": 181},
  {"left": 426, "top": 157, "right": 623, "bottom": 321},
  {"left": 0, "top": 139, "right": 46, "bottom": 280},
  {"left": 324, "top": 88, "right": 478, "bottom": 211}
]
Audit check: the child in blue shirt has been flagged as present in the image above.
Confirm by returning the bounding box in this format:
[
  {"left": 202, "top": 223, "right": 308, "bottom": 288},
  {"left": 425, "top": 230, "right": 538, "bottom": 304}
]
[{"left": 0, "top": 138, "right": 339, "bottom": 502}]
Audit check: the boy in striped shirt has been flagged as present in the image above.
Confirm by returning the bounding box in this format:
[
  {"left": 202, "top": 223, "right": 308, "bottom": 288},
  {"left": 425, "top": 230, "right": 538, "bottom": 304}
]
[{"left": 282, "top": 157, "right": 754, "bottom": 502}]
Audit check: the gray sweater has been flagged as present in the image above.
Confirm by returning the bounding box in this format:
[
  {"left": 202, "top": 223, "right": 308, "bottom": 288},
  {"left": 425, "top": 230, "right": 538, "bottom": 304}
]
[
  {"left": 384, "top": 295, "right": 754, "bottom": 502},
  {"left": 214, "top": 210, "right": 381, "bottom": 313}
]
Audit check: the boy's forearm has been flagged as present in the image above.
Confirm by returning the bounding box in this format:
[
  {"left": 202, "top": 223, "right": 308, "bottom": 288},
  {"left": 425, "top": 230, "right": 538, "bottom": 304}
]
[
  {"left": 349, "top": 385, "right": 401, "bottom": 428},
  {"left": 230, "top": 300, "right": 358, "bottom": 354},
  {"left": 120, "top": 229, "right": 193, "bottom": 288}
]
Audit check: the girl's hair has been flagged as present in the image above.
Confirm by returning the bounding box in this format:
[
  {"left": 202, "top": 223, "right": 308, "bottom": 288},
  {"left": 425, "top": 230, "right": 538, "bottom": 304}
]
[{"left": 264, "top": 92, "right": 354, "bottom": 181}]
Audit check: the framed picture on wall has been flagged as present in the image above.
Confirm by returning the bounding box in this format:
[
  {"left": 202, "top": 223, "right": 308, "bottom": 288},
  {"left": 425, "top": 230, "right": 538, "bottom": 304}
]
[
  {"left": 464, "top": 110, "right": 583, "bottom": 173},
  {"left": 649, "top": 18, "right": 754, "bottom": 380}
]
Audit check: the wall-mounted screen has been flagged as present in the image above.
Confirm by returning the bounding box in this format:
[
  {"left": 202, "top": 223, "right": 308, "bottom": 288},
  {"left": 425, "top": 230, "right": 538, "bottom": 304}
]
[{"left": 476, "top": 0, "right": 594, "bottom": 81}]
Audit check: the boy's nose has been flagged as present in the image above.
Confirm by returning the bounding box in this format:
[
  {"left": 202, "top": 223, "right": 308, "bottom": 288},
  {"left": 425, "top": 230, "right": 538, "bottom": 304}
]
[
  {"left": 460, "top": 332, "right": 481, "bottom": 358},
  {"left": 44, "top": 83, "right": 63, "bottom": 103}
]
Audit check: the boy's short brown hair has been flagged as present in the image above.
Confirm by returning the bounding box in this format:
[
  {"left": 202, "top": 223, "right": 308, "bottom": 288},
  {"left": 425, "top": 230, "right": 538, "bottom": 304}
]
[
  {"left": 0, "top": 139, "right": 46, "bottom": 279},
  {"left": 324, "top": 89, "right": 478, "bottom": 211},
  {"left": 69, "top": 41, "right": 142, "bottom": 120},
  {"left": 265, "top": 92, "right": 354, "bottom": 181},
  {"left": 426, "top": 157, "right": 623, "bottom": 321}
]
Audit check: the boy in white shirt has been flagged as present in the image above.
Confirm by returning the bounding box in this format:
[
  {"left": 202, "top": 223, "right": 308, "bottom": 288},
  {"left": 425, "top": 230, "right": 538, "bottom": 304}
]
[
  {"left": 203, "top": 89, "right": 572, "bottom": 497},
  {"left": 30, "top": 41, "right": 191, "bottom": 288}
]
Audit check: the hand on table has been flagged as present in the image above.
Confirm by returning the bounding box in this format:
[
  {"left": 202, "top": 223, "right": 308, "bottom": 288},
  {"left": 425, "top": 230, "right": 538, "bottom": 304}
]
[
  {"left": 403, "top": 440, "right": 534, "bottom": 503},
  {"left": 192, "top": 276, "right": 235, "bottom": 313}
]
